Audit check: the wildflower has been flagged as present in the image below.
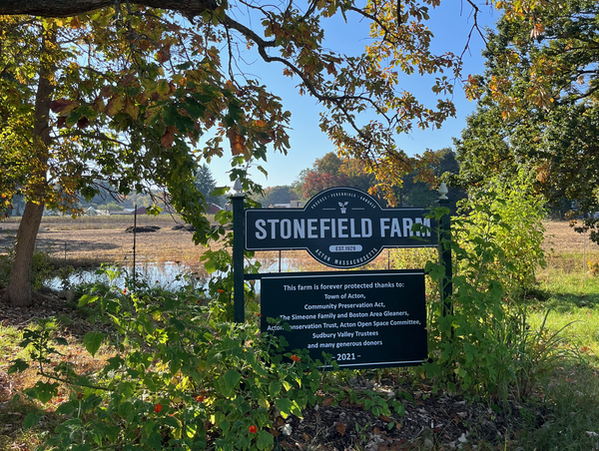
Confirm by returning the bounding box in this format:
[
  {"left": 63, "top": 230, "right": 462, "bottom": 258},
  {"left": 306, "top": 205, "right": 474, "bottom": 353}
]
[
  {"left": 196, "top": 395, "right": 206, "bottom": 402},
  {"left": 217, "top": 289, "right": 224, "bottom": 293},
  {"left": 154, "top": 404, "right": 162, "bottom": 413},
  {"left": 290, "top": 355, "right": 301, "bottom": 362},
  {"left": 248, "top": 425, "right": 258, "bottom": 434},
  {"left": 122, "top": 287, "right": 127, "bottom": 295}
]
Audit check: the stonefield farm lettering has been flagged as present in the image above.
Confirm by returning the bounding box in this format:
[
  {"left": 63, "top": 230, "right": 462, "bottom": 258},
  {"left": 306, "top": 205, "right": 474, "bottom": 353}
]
[{"left": 245, "top": 187, "right": 437, "bottom": 268}]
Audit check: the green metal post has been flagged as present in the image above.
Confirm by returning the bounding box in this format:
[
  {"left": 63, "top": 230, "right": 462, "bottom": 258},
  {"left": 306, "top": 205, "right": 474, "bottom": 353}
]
[
  {"left": 232, "top": 190, "right": 245, "bottom": 323},
  {"left": 437, "top": 184, "right": 453, "bottom": 317}
]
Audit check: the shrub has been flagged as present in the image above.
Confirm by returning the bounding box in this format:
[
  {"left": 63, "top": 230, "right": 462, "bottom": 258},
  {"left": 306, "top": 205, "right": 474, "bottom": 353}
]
[
  {"left": 10, "top": 280, "right": 324, "bottom": 451},
  {"left": 424, "top": 172, "right": 573, "bottom": 406}
]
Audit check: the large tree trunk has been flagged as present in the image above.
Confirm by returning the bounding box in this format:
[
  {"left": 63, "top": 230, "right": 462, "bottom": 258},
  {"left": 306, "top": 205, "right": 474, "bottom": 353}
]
[
  {"left": 4, "top": 28, "right": 55, "bottom": 307},
  {"left": 6, "top": 202, "right": 45, "bottom": 306}
]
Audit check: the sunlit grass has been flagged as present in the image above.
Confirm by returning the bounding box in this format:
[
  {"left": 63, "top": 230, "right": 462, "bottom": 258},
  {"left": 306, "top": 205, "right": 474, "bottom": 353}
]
[{"left": 530, "top": 264, "right": 599, "bottom": 362}]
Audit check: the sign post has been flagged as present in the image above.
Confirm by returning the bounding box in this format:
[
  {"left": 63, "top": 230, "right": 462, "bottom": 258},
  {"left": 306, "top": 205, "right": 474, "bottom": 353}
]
[
  {"left": 437, "top": 183, "right": 453, "bottom": 319},
  {"left": 232, "top": 180, "right": 245, "bottom": 323}
]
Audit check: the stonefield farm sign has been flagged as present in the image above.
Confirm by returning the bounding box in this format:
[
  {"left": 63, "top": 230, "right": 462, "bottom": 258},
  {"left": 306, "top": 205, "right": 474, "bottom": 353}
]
[
  {"left": 245, "top": 187, "right": 438, "bottom": 268},
  {"left": 230, "top": 186, "right": 447, "bottom": 370}
]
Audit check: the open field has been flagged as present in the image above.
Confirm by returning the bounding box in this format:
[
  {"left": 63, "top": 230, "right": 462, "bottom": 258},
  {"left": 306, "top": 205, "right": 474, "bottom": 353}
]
[
  {"left": 2, "top": 216, "right": 598, "bottom": 272},
  {"left": 0, "top": 214, "right": 218, "bottom": 269}
]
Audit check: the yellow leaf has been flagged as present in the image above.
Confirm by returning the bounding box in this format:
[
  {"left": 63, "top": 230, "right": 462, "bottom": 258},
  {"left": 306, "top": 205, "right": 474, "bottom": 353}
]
[
  {"left": 106, "top": 95, "right": 124, "bottom": 117},
  {"left": 157, "top": 80, "right": 170, "bottom": 97},
  {"left": 124, "top": 97, "right": 139, "bottom": 120}
]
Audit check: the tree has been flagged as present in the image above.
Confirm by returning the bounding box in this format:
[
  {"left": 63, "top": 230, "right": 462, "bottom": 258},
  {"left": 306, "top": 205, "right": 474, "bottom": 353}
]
[
  {"left": 195, "top": 164, "right": 224, "bottom": 206},
  {"left": 300, "top": 152, "right": 378, "bottom": 199},
  {"left": 255, "top": 186, "right": 294, "bottom": 208},
  {"left": 457, "top": 0, "right": 599, "bottom": 240},
  {"left": 1, "top": 1, "right": 470, "bottom": 306},
  {"left": 397, "top": 147, "right": 465, "bottom": 209}
]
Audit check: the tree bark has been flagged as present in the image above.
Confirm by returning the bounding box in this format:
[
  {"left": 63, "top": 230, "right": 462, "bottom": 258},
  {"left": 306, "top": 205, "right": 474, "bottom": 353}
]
[
  {"left": 0, "top": 0, "right": 217, "bottom": 18},
  {"left": 4, "top": 28, "right": 55, "bottom": 307},
  {"left": 6, "top": 202, "right": 45, "bottom": 306}
]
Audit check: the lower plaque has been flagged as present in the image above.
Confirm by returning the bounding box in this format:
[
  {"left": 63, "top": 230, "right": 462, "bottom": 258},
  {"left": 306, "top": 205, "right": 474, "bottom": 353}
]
[{"left": 260, "top": 270, "right": 428, "bottom": 369}]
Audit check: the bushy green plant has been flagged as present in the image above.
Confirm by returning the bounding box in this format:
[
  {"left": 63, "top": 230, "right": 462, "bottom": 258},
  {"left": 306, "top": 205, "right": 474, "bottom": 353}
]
[
  {"left": 10, "top": 281, "right": 323, "bottom": 451},
  {"left": 424, "top": 172, "right": 573, "bottom": 406},
  {"left": 456, "top": 168, "right": 547, "bottom": 296}
]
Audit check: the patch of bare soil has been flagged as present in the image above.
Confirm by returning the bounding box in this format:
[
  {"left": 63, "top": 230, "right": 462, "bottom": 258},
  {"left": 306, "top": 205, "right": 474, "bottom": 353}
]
[{"left": 277, "top": 384, "right": 528, "bottom": 450}]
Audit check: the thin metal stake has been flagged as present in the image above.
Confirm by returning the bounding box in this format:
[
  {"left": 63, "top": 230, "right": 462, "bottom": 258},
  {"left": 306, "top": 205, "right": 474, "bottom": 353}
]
[{"left": 133, "top": 203, "right": 137, "bottom": 286}]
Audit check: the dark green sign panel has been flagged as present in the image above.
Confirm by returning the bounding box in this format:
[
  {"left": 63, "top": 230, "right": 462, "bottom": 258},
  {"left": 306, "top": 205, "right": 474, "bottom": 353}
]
[
  {"left": 260, "top": 270, "right": 427, "bottom": 369},
  {"left": 246, "top": 187, "right": 437, "bottom": 269}
]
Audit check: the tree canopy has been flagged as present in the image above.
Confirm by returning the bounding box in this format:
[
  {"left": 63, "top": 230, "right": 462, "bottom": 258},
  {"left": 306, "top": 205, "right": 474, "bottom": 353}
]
[
  {"left": 457, "top": 0, "right": 599, "bottom": 237},
  {"left": 1, "top": 0, "right": 472, "bottom": 305}
]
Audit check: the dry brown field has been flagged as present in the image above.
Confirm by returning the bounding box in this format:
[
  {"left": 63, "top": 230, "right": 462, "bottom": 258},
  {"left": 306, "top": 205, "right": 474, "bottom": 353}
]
[
  {"left": 1, "top": 216, "right": 597, "bottom": 272},
  {"left": 0, "top": 214, "right": 216, "bottom": 270}
]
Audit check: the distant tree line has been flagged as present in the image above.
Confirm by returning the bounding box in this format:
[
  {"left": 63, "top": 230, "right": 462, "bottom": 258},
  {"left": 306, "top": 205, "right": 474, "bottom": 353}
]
[{"left": 254, "top": 148, "right": 466, "bottom": 211}]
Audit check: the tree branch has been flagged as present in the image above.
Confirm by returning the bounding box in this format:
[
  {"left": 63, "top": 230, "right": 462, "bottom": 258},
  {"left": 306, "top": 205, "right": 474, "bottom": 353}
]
[{"left": 0, "top": 0, "right": 218, "bottom": 18}]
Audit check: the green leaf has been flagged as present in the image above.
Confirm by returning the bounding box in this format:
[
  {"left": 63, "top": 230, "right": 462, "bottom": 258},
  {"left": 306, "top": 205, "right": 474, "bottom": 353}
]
[
  {"left": 83, "top": 331, "right": 105, "bottom": 357},
  {"left": 30, "top": 381, "right": 59, "bottom": 403},
  {"left": 257, "top": 430, "right": 274, "bottom": 450},
  {"left": 223, "top": 369, "right": 241, "bottom": 389},
  {"left": 55, "top": 337, "right": 68, "bottom": 346},
  {"left": 23, "top": 413, "right": 41, "bottom": 430},
  {"left": 55, "top": 402, "right": 76, "bottom": 416},
  {"left": 146, "top": 431, "right": 163, "bottom": 450},
  {"left": 275, "top": 398, "right": 292, "bottom": 418},
  {"left": 8, "top": 359, "right": 29, "bottom": 374},
  {"left": 78, "top": 294, "right": 99, "bottom": 307},
  {"left": 269, "top": 381, "right": 281, "bottom": 398}
]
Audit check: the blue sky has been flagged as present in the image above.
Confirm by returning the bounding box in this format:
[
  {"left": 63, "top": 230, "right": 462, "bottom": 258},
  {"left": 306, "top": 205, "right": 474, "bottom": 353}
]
[{"left": 208, "top": 1, "right": 498, "bottom": 188}]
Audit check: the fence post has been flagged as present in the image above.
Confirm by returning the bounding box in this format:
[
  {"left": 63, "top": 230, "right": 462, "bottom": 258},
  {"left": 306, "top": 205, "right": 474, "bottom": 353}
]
[
  {"left": 437, "top": 183, "right": 453, "bottom": 318},
  {"left": 232, "top": 179, "right": 245, "bottom": 323}
]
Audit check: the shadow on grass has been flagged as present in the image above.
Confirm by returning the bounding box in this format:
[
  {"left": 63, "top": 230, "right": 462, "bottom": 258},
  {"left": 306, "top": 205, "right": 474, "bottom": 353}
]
[
  {"left": 526, "top": 272, "right": 599, "bottom": 313},
  {"left": 516, "top": 363, "right": 599, "bottom": 451}
]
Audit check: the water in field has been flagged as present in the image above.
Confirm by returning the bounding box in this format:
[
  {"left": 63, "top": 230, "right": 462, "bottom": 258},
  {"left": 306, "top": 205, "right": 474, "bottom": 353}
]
[
  {"left": 45, "top": 261, "right": 211, "bottom": 293},
  {"left": 44, "top": 254, "right": 302, "bottom": 293}
]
